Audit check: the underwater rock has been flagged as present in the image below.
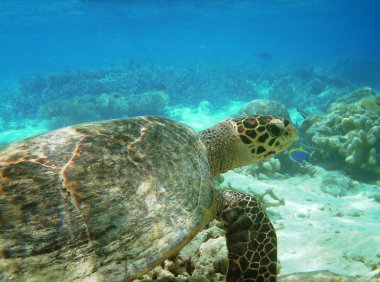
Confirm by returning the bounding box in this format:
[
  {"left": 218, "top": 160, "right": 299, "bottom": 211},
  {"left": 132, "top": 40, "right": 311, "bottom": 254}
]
[
  {"left": 237, "top": 99, "right": 290, "bottom": 120},
  {"left": 136, "top": 220, "right": 228, "bottom": 282},
  {"left": 301, "top": 87, "right": 380, "bottom": 178}
]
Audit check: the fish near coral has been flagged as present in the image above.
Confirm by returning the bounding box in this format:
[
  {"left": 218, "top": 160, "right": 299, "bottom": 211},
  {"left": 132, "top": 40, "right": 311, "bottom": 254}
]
[{"left": 288, "top": 147, "right": 312, "bottom": 165}]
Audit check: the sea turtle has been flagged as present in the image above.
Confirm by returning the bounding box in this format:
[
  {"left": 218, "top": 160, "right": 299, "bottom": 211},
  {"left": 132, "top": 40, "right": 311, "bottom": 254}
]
[{"left": 0, "top": 114, "right": 297, "bottom": 282}]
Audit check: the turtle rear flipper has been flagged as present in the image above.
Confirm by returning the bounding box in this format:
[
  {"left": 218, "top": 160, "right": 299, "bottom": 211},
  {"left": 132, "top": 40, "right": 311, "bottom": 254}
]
[{"left": 217, "top": 191, "right": 277, "bottom": 282}]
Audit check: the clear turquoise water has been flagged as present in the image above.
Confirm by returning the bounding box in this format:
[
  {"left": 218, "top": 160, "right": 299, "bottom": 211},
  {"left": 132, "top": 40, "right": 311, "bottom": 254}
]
[{"left": 0, "top": 1, "right": 380, "bottom": 280}]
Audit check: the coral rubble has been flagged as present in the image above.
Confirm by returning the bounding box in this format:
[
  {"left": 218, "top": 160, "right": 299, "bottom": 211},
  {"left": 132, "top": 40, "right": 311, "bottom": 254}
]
[{"left": 136, "top": 220, "right": 228, "bottom": 282}]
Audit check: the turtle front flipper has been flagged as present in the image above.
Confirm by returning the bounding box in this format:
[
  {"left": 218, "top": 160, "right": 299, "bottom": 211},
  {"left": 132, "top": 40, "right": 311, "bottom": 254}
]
[{"left": 217, "top": 190, "right": 277, "bottom": 282}]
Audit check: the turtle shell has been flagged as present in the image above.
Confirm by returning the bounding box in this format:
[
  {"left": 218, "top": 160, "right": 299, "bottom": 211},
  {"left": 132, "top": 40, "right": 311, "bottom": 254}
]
[{"left": 0, "top": 116, "right": 214, "bottom": 281}]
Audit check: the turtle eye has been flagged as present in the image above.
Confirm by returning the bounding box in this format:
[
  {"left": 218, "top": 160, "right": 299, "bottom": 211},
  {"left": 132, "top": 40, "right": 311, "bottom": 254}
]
[{"left": 267, "top": 123, "right": 282, "bottom": 137}]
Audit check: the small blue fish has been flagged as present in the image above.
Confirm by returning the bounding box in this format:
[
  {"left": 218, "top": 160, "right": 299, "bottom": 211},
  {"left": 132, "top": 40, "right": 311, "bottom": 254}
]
[{"left": 288, "top": 148, "right": 312, "bottom": 164}]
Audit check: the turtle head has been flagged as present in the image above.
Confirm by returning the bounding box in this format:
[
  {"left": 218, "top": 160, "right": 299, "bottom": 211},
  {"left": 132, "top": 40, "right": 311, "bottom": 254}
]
[
  {"left": 200, "top": 114, "right": 298, "bottom": 177},
  {"left": 231, "top": 114, "right": 298, "bottom": 163}
]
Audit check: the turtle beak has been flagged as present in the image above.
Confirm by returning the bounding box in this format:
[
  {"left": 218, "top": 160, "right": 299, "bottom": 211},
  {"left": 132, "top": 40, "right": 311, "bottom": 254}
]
[
  {"left": 288, "top": 123, "right": 299, "bottom": 142},
  {"left": 276, "top": 123, "right": 298, "bottom": 153}
]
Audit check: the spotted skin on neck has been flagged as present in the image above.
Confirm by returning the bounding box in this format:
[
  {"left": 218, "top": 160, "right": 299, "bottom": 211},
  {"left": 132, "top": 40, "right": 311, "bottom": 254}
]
[{"left": 200, "top": 114, "right": 297, "bottom": 177}]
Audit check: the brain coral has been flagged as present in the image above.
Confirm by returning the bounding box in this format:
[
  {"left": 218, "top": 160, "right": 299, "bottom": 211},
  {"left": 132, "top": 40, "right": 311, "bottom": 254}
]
[{"left": 302, "top": 87, "right": 380, "bottom": 175}]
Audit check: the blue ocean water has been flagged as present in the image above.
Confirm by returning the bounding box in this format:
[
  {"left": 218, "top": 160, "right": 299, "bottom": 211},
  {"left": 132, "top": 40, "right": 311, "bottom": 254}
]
[
  {"left": 0, "top": 1, "right": 380, "bottom": 281},
  {"left": 1, "top": 0, "right": 380, "bottom": 78}
]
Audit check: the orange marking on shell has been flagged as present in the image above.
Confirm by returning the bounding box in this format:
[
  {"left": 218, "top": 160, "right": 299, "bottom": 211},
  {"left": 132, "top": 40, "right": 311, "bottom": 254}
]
[
  {"left": 0, "top": 149, "right": 28, "bottom": 166},
  {"left": 1, "top": 148, "right": 59, "bottom": 169},
  {"left": 61, "top": 141, "right": 83, "bottom": 208},
  {"left": 32, "top": 156, "right": 59, "bottom": 168},
  {"left": 125, "top": 119, "right": 159, "bottom": 170}
]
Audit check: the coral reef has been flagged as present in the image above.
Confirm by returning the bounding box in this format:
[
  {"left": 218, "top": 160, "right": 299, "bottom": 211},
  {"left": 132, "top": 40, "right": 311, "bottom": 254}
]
[
  {"left": 268, "top": 69, "right": 352, "bottom": 112},
  {"left": 37, "top": 93, "right": 130, "bottom": 129},
  {"left": 301, "top": 87, "right": 380, "bottom": 177},
  {"left": 1, "top": 64, "right": 355, "bottom": 146},
  {"left": 129, "top": 90, "right": 169, "bottom": 117},
  {"left": 12, "top": 64, "right": 353, "bottom": 121},
  {"left": 37, "top": 90, "right": 170, "bottom": 129},
  {"left": 17, "top": 67, "right": 170, "bottom": 117},
  {"left": 16, "top": 66, "right": 261, "bottom": 118}
]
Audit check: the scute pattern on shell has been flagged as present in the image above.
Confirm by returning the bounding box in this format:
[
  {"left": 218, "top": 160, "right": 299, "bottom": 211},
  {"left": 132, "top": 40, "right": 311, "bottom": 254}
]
[{"left": 0, "top": 116, "right": 214, "bottom": 281}]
